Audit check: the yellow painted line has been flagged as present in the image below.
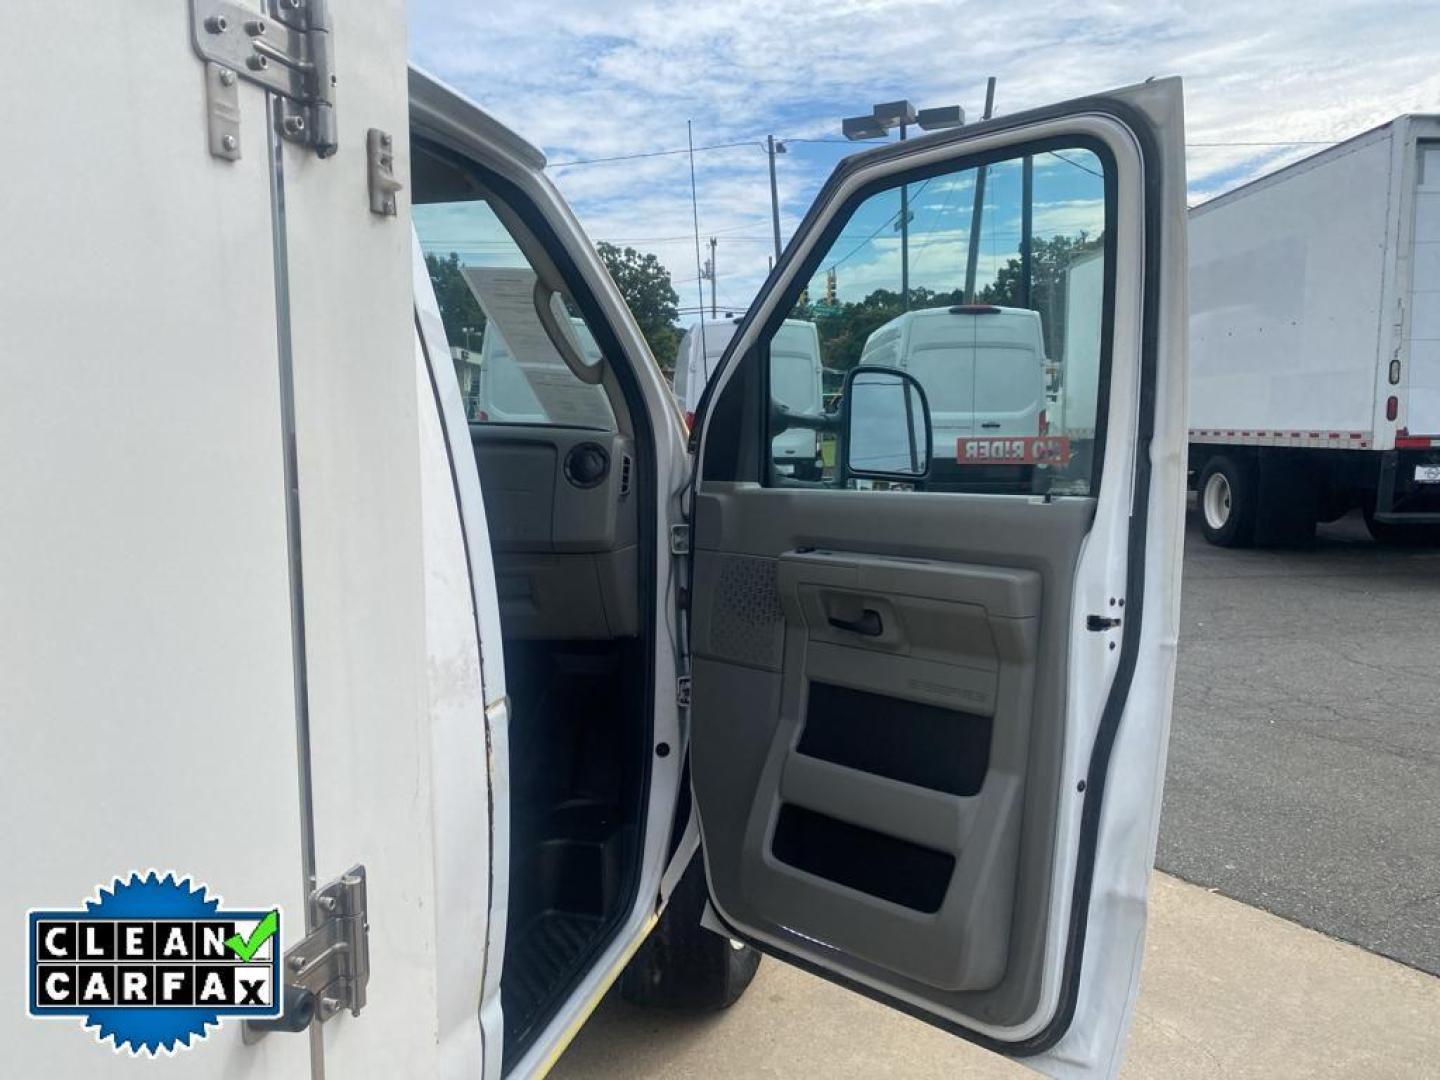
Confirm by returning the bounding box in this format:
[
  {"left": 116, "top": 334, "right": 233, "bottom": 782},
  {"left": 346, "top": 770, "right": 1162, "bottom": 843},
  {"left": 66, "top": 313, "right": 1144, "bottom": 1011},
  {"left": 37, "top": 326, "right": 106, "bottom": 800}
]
[{"left": 532, "top": 912, "right": 660, "bottom": 1079}]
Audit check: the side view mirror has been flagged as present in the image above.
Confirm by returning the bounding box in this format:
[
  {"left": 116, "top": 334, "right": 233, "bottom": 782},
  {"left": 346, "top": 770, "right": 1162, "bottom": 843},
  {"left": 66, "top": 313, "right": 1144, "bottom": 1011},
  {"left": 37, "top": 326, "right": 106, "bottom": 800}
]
[{"left": 840, "top": 366, "right": 931, "bottom": 483}]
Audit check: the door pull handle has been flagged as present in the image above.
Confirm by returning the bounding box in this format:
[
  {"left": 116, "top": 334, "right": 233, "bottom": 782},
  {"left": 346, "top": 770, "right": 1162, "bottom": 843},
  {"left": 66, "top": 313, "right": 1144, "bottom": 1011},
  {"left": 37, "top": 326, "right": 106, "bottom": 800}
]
[{"left": 829, "top": 610, "right": 883, "bottom": 636}]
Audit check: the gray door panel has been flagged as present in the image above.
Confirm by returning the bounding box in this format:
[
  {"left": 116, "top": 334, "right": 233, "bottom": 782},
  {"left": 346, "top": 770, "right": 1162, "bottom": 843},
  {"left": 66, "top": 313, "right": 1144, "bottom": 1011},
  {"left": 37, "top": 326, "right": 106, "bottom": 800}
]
[
  {"left": 691, "top": 485, "right": 1094, "bottom": 1022},
  {"left": 470, "top": 424, "right": 639, "bottom": 638}
]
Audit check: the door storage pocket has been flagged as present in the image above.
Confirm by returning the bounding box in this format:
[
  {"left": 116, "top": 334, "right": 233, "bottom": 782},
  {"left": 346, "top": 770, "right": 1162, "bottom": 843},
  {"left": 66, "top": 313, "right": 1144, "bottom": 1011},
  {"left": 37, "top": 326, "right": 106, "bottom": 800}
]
[
  {"left": 771, "top": 803, "right": 955, "bottom": 913},
  {"left": 797, "top": 681, "right": 992, "bottom": 796}
]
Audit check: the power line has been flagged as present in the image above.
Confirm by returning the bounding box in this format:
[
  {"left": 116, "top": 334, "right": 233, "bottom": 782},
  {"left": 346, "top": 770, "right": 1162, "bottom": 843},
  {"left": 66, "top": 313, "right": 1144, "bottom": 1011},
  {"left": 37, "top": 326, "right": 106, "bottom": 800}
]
[
  {"left": 549, "top": 139, "right": 760, "bottom": 168},
  {"left": 1045, "top": 149, "right": 1103, "bottom": 179},
  {"left": 827, "top": 178, "right": 934, "bottom": 272}
]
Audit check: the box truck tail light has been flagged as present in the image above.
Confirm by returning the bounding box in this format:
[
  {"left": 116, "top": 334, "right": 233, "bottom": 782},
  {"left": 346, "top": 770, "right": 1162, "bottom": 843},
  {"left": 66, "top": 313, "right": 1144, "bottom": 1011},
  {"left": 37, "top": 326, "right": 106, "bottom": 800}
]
[
  {"left": 1386, "top": 396, "right": 1398, "bottom": 421},
  {"left": 684, "top": 411, "right": 695, "bottom": 430},
  {"left": 1039, "top": 409, "right": 1049, "bottom": 435}
]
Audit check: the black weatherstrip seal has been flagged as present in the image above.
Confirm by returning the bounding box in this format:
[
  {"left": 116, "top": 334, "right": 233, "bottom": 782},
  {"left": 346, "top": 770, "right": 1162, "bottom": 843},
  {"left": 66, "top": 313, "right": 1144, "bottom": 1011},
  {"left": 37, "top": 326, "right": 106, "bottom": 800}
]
[{"left": 694, "top": 92, "right": 1167, "bottom": 1058}]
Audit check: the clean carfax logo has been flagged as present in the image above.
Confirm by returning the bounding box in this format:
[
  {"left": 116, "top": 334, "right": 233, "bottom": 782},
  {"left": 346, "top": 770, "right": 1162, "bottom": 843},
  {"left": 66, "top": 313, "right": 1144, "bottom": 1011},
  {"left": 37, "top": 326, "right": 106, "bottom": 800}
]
[{"left": 27, "top": 871, "right": 281, "bottom": 1054}]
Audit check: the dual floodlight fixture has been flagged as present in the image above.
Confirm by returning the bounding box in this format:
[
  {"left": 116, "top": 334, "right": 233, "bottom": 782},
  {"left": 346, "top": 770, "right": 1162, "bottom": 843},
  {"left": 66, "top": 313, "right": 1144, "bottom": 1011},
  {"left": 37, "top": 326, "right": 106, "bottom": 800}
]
[{"left": 841, "top": 99, "right": 965, "bottom": 141}]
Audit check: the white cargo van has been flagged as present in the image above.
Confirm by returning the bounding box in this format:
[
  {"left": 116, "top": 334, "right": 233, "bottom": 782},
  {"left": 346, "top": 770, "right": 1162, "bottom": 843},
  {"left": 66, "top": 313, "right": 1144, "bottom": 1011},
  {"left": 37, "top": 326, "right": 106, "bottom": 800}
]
[
  {"left": 859, "top": 305, "right": 1050, "bottom": 462},
  {"left": 675, "top": 317, "right": 825, "bottom": 478},
  {"left": 1, "top": 7, "right": 1190, "bottom": 1077},
  {"left": 673, "top": 318, "right": 738, "bottom": 426},
  {"left": 473, "top": 318, "right": 614, "bottom": 428},
  {"left": 1188, "top": 115, "right": 1440, "bottom": 545}
]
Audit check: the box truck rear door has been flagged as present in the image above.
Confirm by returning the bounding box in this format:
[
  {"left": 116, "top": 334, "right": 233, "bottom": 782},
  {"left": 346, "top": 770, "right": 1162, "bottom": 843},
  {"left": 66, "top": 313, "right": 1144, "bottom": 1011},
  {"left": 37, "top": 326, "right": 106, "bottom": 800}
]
[
  {"left": 1407, "top": 141, "right": 1440, "bottom": 435},
  {"left": 2, "top": 4, "right": 332, "bottom": 1074}
]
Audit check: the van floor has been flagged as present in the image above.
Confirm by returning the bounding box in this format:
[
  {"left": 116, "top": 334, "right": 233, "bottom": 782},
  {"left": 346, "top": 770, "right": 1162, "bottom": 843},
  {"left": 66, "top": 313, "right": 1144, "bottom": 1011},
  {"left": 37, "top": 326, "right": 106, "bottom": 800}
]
[{"left": 500, "top": 638, "right": 646, "bottom": 1070}]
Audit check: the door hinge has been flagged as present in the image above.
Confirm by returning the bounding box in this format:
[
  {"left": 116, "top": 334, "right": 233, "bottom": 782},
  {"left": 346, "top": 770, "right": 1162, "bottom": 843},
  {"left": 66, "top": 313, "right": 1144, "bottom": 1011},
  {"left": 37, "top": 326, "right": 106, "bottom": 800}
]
[
  {"left": 676, "top": 675, "right": 693, "bottom": 709},
  {"left": 1086, "top": 614, "right": 1122, "bottom": 631},
  {"left": 670, "top": 523, "right": 691, "bottom": 555},
  {"left": 243, "top": 864, "right": 369, "bottom": 1042},
  {"left": 191, "top": 0, "right": 337, "bottom": 160}
]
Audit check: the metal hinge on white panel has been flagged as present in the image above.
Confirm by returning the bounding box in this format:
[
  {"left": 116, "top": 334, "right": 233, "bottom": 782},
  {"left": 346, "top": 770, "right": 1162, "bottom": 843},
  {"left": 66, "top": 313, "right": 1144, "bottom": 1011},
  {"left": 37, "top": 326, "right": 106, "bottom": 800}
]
[
  {"left": 243, "top": 865, "right": 370, "bottom": 1042},
  {"left": 366, "top": 128, "right": 403, "bottom": 216},
  {"left": 191, "top": 0, "right": 337, "bottom": 160},
  {"left": 670, "top": 524, "right": 691, "bottom": 555}
]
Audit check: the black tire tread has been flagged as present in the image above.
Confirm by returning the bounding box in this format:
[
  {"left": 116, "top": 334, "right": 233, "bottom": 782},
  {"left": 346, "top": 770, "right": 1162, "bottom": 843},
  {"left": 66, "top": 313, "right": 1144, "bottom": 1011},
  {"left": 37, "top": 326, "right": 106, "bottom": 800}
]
[
  {"left": 619, "top": 854, "right": 760, "bottom": 1011},
  {"left": 1198, "top": 454, "right": 1257, "bottom": 548}
]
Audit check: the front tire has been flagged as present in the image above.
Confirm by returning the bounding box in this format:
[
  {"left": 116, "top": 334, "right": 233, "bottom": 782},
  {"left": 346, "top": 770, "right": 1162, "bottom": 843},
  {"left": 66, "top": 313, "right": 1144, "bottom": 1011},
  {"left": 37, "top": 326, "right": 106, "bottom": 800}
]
[
  {"left": 1198, "top": 454, "right": 1257, "bottom": 547},
  {"left": 619, "top": 853, "right": 761, "bottom": 1011}
]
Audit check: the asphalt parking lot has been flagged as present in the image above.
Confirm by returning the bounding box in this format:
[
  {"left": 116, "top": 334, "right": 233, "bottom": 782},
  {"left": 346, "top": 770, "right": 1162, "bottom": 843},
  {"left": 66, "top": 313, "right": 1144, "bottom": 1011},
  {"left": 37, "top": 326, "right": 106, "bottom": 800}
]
[{"left": 1158, "top": 505, "right": 1440, "bottom": 975}]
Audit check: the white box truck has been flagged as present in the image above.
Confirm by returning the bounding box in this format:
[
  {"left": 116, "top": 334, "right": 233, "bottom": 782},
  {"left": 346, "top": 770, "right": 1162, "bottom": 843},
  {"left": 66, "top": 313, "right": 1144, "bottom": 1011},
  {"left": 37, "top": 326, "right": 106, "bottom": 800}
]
[
  {"left": 1188, "top": 115, "right": 1440, "bottom": 545},
  {"left": 0, "top": 6, "right": 1193, "bottom": 1075}
]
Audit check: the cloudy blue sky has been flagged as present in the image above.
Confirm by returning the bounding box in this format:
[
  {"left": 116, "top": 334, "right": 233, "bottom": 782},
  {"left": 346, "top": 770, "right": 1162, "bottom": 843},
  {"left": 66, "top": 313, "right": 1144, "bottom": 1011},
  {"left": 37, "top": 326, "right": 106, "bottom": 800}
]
[{"left": 410, "top": 0, "right": 1440, "bottom": 318}]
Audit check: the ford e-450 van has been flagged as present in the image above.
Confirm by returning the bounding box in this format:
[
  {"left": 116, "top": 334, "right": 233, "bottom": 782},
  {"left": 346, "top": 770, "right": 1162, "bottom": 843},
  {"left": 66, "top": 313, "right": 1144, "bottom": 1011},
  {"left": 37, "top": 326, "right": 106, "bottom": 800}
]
[{"left": 1, "top": 7, "right": 1189, "bottom": 1077}]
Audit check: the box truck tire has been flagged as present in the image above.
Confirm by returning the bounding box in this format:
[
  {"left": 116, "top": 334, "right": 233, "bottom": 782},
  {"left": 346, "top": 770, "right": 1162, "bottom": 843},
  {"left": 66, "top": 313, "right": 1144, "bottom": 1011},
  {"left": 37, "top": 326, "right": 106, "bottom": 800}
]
[
  {"left": 620, "top": 853, "right": 761, "bottom": 1011},
  {"left": 1199, "top": 455, "right": 1257, "bottom": 547}
]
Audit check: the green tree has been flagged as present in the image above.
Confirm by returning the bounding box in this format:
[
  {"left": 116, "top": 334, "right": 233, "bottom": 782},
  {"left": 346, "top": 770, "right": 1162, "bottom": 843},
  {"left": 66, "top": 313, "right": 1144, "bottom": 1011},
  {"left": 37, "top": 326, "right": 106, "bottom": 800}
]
[
  {"left": 425, "top": 252, "right": 487, "bottom": 352},
  {"left": 596, "top": 242, "right": 681, "bottom": 370},
  {"left": 981, "top": 232, "right": 1102, "bottom": 359},
  {"left": 794, "top": 233, "right": 1102, "bottom": 374}
]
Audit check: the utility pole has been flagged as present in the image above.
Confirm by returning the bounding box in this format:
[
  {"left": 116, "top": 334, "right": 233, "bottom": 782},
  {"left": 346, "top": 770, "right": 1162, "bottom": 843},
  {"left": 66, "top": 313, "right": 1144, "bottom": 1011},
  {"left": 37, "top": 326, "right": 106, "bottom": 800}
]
[
  {"left": 708, "top": 236, "right": 717, "bottom": 318},
  {"left": 767, "top": 135, "right": 784, "bottom": 262},
  {"left": 964, "top": 76, "right": 998, "bottom": 304},
  {"left": 898, "top": 119, "right": 909, "bottom": 311},
  {"left": 1019, "top": 154, "right": 1034, "bottom": 309}
]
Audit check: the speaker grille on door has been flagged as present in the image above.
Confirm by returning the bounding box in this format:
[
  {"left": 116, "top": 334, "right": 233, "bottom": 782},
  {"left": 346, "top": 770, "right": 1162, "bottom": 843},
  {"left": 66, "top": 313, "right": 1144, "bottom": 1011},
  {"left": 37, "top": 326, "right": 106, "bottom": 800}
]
[{"left": 708, "top": 555, "right": 784, "bottom": 670}]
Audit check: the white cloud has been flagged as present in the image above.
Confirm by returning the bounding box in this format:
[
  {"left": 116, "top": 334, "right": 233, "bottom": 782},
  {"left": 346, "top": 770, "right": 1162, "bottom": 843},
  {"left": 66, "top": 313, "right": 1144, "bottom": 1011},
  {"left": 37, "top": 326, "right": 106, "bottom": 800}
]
[{"left": 410, "top": 0, "right": 1440, "bottom": 322}]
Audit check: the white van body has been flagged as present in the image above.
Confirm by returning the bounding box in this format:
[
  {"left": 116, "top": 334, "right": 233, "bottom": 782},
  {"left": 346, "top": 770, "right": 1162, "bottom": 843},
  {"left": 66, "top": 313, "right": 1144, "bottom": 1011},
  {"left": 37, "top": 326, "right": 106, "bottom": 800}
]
[
  {"left": 474, "top": 318, "right": 612, "bottom": 427},
  {"left": 1059, "top": 250, "right": 1104, "bottom": 441},
  {"left": 1, "top": 9, "right": 1191, "bottom": 1077},
  {"left": 673, "top": 318, "right": 739, "bottom": 425},
  {"left": 675, "top": 317, "right": 824, "bottom": 476},
  {"left": 859, "top": 306, "right": 1049, "bottom": 457},
  {"left": 1188, "top": 115, "right": 1440, "bottom": 543}
]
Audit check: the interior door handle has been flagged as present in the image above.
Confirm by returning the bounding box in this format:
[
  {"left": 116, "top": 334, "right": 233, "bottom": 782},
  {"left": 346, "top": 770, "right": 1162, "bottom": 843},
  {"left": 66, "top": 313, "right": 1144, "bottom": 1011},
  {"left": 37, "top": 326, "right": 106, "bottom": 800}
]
[{"left": 828, "top": 609, "right": 883, "bottom": 636}]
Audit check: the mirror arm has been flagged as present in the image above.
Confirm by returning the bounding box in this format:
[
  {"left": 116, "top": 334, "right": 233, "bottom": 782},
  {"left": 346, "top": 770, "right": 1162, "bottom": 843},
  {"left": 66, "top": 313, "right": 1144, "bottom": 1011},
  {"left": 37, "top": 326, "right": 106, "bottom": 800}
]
[{"left": 769, "top": 401, "right": 839, "bottom": 435}]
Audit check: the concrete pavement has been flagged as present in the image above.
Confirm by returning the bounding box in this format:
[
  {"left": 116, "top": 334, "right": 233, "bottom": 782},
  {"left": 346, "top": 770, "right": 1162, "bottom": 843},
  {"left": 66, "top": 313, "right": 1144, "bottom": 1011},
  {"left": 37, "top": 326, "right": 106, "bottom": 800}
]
[
  {"left": 553, "top": 873, "right": 1440, "bottom": 1078},
  {"left": 1159, "top": 508, "right": 1440, "bottom": 974}
]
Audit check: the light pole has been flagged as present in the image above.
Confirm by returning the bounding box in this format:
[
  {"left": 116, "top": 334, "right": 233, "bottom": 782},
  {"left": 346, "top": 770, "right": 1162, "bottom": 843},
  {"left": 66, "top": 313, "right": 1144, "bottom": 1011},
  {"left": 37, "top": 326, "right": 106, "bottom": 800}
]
[
  {"left": 766, "top": 135, "right": 787, "bottom": 263},
  {"left": 708, "top": 236, "right": 718, "bottom": 318},
  {"left": 963, "top": 77, "right": 998, "bottom": 303},
  {"left": 842, "top": 99, "right": 964, "bottom": 310}
]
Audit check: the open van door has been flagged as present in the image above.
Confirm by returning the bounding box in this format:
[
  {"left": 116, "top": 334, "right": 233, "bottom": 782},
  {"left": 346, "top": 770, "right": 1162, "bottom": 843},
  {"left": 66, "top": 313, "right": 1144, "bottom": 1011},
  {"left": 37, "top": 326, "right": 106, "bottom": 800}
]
[{"left": 687, "top": 78, "right": 1187, "bottom": 1076}]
